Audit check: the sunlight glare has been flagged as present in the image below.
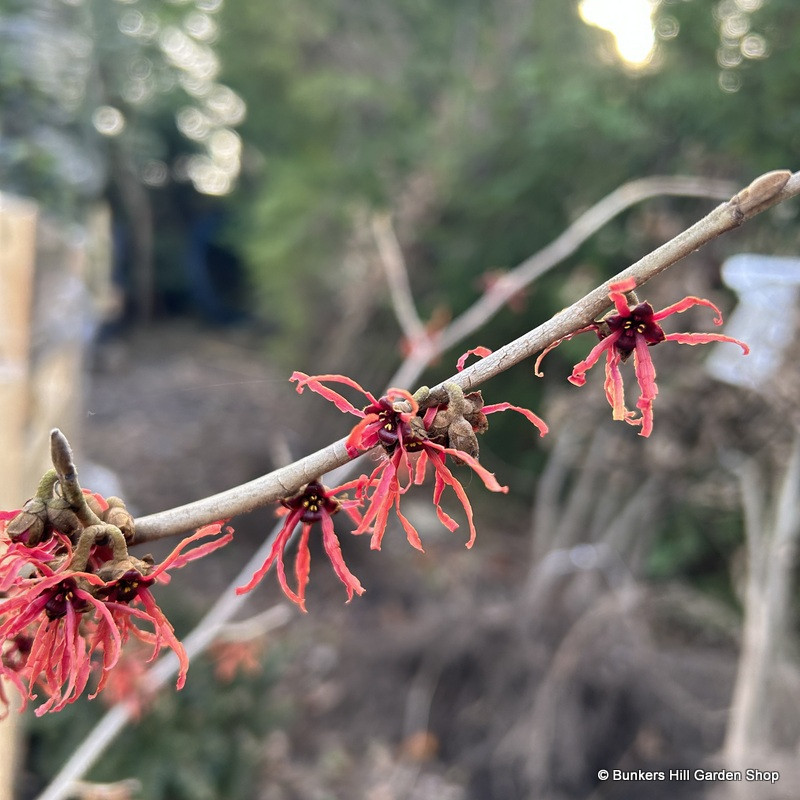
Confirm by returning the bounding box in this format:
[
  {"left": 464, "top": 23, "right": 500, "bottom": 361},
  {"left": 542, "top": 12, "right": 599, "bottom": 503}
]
[{"left": 579, "top": 0, "right": 657, "bottom": 67}]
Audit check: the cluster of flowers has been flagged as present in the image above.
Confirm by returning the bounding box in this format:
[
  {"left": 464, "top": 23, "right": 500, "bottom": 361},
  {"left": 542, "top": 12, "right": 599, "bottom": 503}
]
[
  {"left": 236, "top": 367, "right": 549, "bottom": 610},
  {"left": 0, "top": 279, "right": 749, "bottom": 714},
  {"left": 238, "top": 281, "right": 748, "bottom": 608},
  {"left": 0, "top": 478, "right": 231, "bottom": 716}
]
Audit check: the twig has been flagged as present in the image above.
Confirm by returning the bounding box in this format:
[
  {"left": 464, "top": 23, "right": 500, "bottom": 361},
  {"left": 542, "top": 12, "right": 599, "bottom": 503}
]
[
  {"left": 371, "top": 213, "right": 426, "bottom": 344},
  {"left": 67, "top": 778, "right": 141, "bottom": 800},
  {"left": 213, "top": 603, "right": 292, "bottom": 642},
  {"left": 132, "top": 169, "right": 800, "bottom": 543},
  {"left": 422, "top": 170, "right": 794, "bottom": 394}
]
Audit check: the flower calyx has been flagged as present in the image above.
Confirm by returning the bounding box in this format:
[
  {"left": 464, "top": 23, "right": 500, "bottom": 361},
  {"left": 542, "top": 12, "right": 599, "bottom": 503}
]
[
  {"left": 593, "top": 286, "right": 667, "bottom": 362},
  {"left": 43, "top": 577, "right": 90, "bottom": 620},
  {"left": 422, "top": 383, "right": 488, "bottom": 459},
  {"left": 6, "top": 498, "right": 49, "bottom": 546},
  {"left": 6, "top": 470, "right": 78, "bottom": 546},
  {"left": 45, "top": 495, "right": 85, "bottom": 542},
  {"left": 8, "top": 482, "right": 137, "bottom": 560},
  {"left": 4, "top": 448, "right": 145, "bottom": 605},
  {"left": 95, "top": 553, "right": 156, "bottom": 603}
]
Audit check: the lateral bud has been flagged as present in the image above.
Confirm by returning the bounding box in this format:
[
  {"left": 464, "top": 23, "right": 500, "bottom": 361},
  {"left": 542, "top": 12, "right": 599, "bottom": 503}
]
[
  {"left": 103, "top": 497, "right": 136, "bottom": 542},
  {"left": 7, "top": 500, "right": 49, "bottom": 545}
]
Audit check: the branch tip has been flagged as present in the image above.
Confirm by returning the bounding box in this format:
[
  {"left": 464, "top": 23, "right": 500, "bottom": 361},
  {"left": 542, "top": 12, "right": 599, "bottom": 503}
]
[
  {"left": 50, "top": 429, "right": 76, "bottom": 481},
  {"left": 731, "top": 169, "right": 792, "bottom": 215}
]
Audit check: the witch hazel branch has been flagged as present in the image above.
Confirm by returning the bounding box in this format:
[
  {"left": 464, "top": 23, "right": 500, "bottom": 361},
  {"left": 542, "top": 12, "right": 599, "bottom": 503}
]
[
  {"left": 129, "top": 169, "right": 800, "bottom": 542},
  {"left": 1, "top": 168, "right": 797, "bottom": 717}
]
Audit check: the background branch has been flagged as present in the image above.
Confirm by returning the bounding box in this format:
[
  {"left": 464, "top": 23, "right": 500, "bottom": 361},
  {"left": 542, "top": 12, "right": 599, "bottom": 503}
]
[
  {"left": 371, "top": 212, "right": 426, "bottom": 344},
  {"left": 723, "top": 432, "right": 800, "bottom": 778}
]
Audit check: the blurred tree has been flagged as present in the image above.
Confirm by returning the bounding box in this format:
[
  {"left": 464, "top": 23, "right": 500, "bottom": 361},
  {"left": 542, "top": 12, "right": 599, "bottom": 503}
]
[
  {"left": 219, "top": 0, "right": 799, "bottom": 371},
  {"left": 0, "top": 0, "right": 246, "bottom": 318}
]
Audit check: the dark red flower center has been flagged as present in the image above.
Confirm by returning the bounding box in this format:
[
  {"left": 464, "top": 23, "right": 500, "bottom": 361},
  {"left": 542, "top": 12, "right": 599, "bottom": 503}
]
[
  {"left": 100, "top": 568, "right": 154, "bottom": 603},
  {"left": 377, "top": 408, "right": 401, "bottom": 448},
  {"left": 604, "top": 302, "right": 665, "bottom": 355},
  {"left": 44, "top": 579, "right": 88, "bottom": 620},
  {"left": 365, "top": 396, "right": 427, "bottom": 454},
  {"left": 283, "top": 481, "right": 340, "bottom": 523},
  {"left": 365, "top": 398, "right": 408, "bottom": 452}
]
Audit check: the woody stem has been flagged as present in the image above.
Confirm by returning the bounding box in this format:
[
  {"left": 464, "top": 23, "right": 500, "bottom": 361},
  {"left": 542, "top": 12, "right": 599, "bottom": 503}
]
[
  {"left": 70, "top": 525, "right": 129, "bottom": 572},
  {"left": 34, "top": 470, "right": 59, "bottom": 502}
]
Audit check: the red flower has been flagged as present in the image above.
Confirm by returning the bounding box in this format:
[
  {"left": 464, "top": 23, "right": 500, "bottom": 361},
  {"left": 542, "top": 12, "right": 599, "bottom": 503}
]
[
  {"left": 209, "top": 639, "right": 265, "bottom": 683},
  {"left": 236, "top": 480, "right": 364, "bottom": 611},
  {"left": 99, "top": 644, "right": 153, "bottom": 718},
  {"left": 405, "top": 437, "right": 508, "bottom": 548},
  {"left": 292, "top": 369, "right": 545, "bottom": 551},
  {"left": 289, "top": 373, "right": 429, "bottom": 549},
  {"left": 537, "top": 278, "right": 749, "bottom": 436},
  {"left": 96, "top": 521, "right": 233, "bottom": 690},
  {"left": 0, "top": 514, "right": 115, "bottom": 715},
  {"left": 290, "top": 372, "right": 420, "bottom": 456},
  {"left": 352, "top": 390, "right": 513, "bottom": 551},
  {"left": 0, "top": 633, "right": 31, "bottom": 715},
  {"left": 0, "top": 561, "right": 123, "bottom": 715},
  {"left": 0, "top": 510, "right": 232, "bottom": 714}
]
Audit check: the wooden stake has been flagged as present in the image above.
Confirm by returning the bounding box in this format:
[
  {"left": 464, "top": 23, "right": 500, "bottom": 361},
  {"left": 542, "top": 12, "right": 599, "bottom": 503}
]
[{"left": 0, "top": 191, "right": 38, "bottom": 800}]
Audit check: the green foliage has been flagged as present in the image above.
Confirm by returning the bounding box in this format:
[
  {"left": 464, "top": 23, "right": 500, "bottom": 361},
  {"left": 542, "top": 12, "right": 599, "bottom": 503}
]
[
  {"left": 220, "top": 0, "right": 800, "bottom": 366},
  {"left": 646, "top": 503, "right": 742, "bottom": 606},
  {"left": 210, "top": 0, "right": 800, "bottom": 516}
]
